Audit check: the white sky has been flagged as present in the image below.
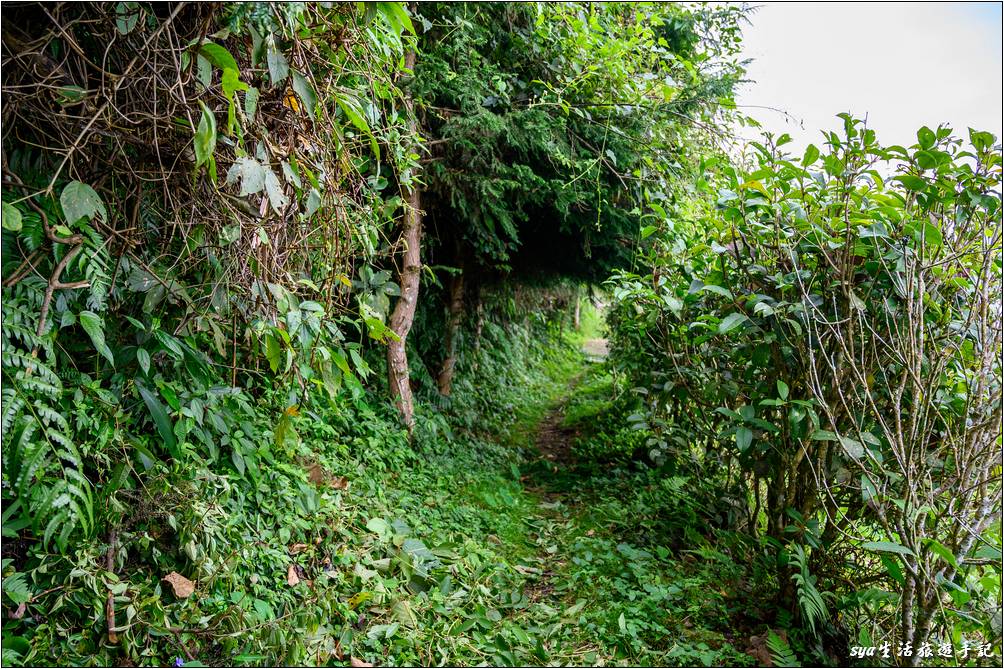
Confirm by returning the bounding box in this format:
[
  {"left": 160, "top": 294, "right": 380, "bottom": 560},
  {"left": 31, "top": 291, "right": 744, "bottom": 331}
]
[{"left": 734, "top": 2, "right": 1004, "bottom": 153}]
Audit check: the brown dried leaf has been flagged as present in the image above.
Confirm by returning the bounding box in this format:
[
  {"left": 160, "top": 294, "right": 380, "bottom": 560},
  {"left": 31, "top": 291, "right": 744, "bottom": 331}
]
[
  {"left": 289, "top": 543, "right": 310, "bottom": 554},
  {"left": 350, "top": 658, "right": 374, "bottom": 667},
  {"left": 11, "top": 602, "right": 26, "bottom": 619},
  {"left": 287, "top": 564, "right": 300, "bottom": 586},
  {"left": 307, "top": 463, "right": 326, "bottom": 485},
  {"left": 331, "top": 475, "right": 349, "bottom": 489},
  {"left": 162, "top": 571, "right": 195, "bottom": 598}
]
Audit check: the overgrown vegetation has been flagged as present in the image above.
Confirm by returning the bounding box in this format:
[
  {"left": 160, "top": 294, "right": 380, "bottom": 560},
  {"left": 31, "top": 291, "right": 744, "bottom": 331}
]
[{"left": 1, "top": 2, "right": 1000, "bottom": 667}]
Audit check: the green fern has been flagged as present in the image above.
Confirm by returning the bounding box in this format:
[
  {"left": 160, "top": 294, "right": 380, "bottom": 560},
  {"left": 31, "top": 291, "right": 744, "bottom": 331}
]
[
  {"left": 789, "top": 545, "right": 829, "bottom": 636},
  {"left": 766, "top": 631, "right": 800, "bottom": 668},
  {"left": 2, "top": 300, "right": 94, "bottom": 550},
  {"left": 78, "top": 222, "right": 112, "bottom": 311}
]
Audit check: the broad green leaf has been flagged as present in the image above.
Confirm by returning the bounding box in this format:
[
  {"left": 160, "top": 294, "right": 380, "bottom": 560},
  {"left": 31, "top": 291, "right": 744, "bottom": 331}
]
[
  {"left": 226, "top": 157, "right": 267, "bottom": 195},
  {"left": 880, "top": 554, "right": 904, "bottom": 585},
  {"left": 198, "top": 42, "right": 239, "bottom": 73},
  {"left": 916, "top": 126, "right": 936, "bottom": 149},
  {"left": 862, "top": 541, "right": 914, "bottom": 557},
  {"left": 115, "top": 2, "right": 141, "bottom": 35},
  {"left": 266, "top": 41, "right": 289, "bottom": 86},
  {"left": 366, "top": 517, "right": 390, "bottom": 537},
  {"left": 193, "top": 102, "right": 217, "bottom": 169},
  {"left": 136, "top": 347, "right": 151, "bottom": 375},
  {"left": 291, "top": 71, "right": 317, "bottom": 118},
  {"left": 2, "top": 202, "right": 22, "bottom": 231},
  {"left": 392, "top": 599, "right": 417, "bottom": 628},
  {"left": 702, "top": 284, "right": 734, "bottom": 300},
  {"left": 839, "top": 436, "right": 864, "bottom": 459},
  {"left": 776, "top": 380, "right": 789, "bottom": 400},
  {"left": 60, "top": 181, "right": 106, "bottom": 224},
  {"left": 264, "top": 333, "right": 282, "bottom": 372},
  {"left": 244, "top": 87, "right": 260, "bottom": 123},
  {"left": 221, "top": 68, "right": 249, "bottom": 99},
  {"left": 264, "top": 169, "right": 289, "bottom": 212},
  {"left": 337, "top": 97, "right": 379, "bottom": 159},
  {"left": 136, "top": 381, "right": 178, "bottom": 457},
  {"left": 305, "top": 188, "right": 322, "bottom": 217},
  {"left": 735, "top": 426, "right": 753, "bottom": 452},
  {"left": 801, "top": 144, "right": 819, "bottom": 167},
  {"left": 924, "top": 539, "right": 958, "bottom": 569},
  {"left": 79, "top": 311, "right": 114, "bottom": 366},
  {"left": 894, "top": 175, "right": 927, "bottom": 191},
  {"left": 718, "top": 312, "right": 748, "bottom": 334}
]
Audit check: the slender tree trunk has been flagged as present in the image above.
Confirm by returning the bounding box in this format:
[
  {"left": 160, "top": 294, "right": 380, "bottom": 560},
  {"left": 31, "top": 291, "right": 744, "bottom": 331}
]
[
  {"left": 437, "top": 262, "right": 464, "bottom": 396},
  {"left": 387, "top": 48, "right": 422, "bottom": 430},
  {"left": 573, "top": 293, "right": 581, "bottom": 330}
]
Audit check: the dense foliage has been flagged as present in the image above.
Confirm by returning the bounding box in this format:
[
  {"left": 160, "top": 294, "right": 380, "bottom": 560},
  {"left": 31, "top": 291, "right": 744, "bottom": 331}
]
[
  {"left": 606, "top": 119, "right": 1003, "bottom": 663},
  {"left": 1, "top": 2, "right": 1000, "bottom": 668}
]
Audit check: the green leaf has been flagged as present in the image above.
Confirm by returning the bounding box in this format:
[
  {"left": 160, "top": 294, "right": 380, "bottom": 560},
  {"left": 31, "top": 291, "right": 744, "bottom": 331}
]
[
  {"left": 244, "top": 87, "right": 260, "bottom": 123},
  {"left": 115, "top": 2, "right": 141, "bottom": 35},
  {"left": 194, "top": 102, "right": 217, "bottom": 169},
  {"left": 880, "top": 554, "right": 904, "bottom": 586},
  {"left": 801, "top": 144, "right": 819, "bottom": 167},
  {"left": 79, "top": 311, "right": 115, "bottom": 366},
  {"left": 924, "top": 539, "right": 958, "bottom": 569},
  {"left": 366, "top": 517, "right": 391, "bottom": 537},
  {"left": 392, "top": 599, "right": 417, "bottom": 628},
  {"left": 60, "top": 181, "right": 106, "bottom": 224},
  {"left": 226, "top": 157, "right": 267, "bottom": 196},
  {"left": 735, "top": 426, "right": 753, "bottom": 452},
  {"left": 776, "top": 380, "right": 789, "bottom": 400},
  {"left": 264, "top": 333, "right": 282, "bottom": 373},
  {"left": 136, "top": 347, "right": 151, "bottom": 375},
  {"left": 894, "top": 175, "right": 927, "bottom": 191},
  {"left": 702, "top": 284, "right": 734, "bottom": 300},
  {"left": 862, "top": 541, "right": 914, "bottom": 557},
  {"left": 221, "top": 68, "right": 249, "bottom": 99},
  {"left": 198, "top": 42, "right": 239, "bottom": 73},
  {"left": 291, "top": 71, "right": 317, "bottom": 118},
  {"left": 266, "top": 40, "right": 289, "bottom": 86},
  {"left": 337, "top": 97, "right": 379, "bottom": 159},
  {"left": 264, "top": 169, "right": 289, "bottom": 212},
  {"left": 718, "top": 312, "right": 748, "bottom": 334},
  {"left": 136, "top": 381, "right": 178, "bottom": 457},
  {"left": 640, "top": 225, "right": 657, "bottom": 239},
  {"left": 917, "top": 126, "right": 936, "bottom": 150},
  {"left": 2, "top": 202, "right": 22, "bottom": 231},
  {"left": 305, "top": 188, "right": 322, "bottom": 217}
]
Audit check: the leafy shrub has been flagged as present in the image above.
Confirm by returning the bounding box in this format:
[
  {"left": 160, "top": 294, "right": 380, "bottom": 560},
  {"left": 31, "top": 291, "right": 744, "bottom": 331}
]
[{"left": 606, "top": 117, "right": 1003, "bottom": 654}]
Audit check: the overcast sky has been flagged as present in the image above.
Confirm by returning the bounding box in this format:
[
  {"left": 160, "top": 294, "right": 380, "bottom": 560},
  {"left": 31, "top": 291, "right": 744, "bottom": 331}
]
[{"left": 734, "top": 2, "right": 1003, "bottom": 153}]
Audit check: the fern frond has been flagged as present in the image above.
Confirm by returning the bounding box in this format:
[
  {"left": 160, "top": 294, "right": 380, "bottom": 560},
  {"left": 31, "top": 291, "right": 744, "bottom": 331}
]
[{"left": 766, "top": 631, "right": 800, "bottom": 668}]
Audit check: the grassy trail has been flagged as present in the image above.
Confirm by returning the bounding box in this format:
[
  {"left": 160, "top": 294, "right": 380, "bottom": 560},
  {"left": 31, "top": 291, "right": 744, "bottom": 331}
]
[{"left": 474, "top": 338, "right": 754, "bottom": 667}]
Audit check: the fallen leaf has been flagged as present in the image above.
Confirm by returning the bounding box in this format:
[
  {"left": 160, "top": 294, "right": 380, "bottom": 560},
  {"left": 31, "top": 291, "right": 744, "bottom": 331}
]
[
  {"left": 585, "top": 529, "right": 595, "bottom": 537},
  {"left": 11, "top": 602, "right": 26, "bottom": 619},
  {"left": 331, "top": 476, "right": 349, "bottom": 489},
  {"left": 350, "top": 658, "right": 374, "bottom": 667},
  {"left": 287, "top": 564, "right": 300, "bottom": 586},
  {"left": 289, "top": 543, "right": 310, "bottom": 554},
  {"left": 307, "top": 463, "right": 326, "bottom": 485},
  {"left": 162, "top": 572, "right": 195, "bottom": 598}
]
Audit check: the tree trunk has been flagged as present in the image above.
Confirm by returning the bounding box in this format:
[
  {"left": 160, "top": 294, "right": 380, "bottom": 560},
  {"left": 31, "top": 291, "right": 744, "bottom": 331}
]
[
  {"left": 573, "top": 293, "right": 581, "bottom": 330},
  {"left": 387, "top": 48, "right": 422, "bottom": 430},
  {"left": 436, "top": 264, "right": 464, "bottom": 396}
]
